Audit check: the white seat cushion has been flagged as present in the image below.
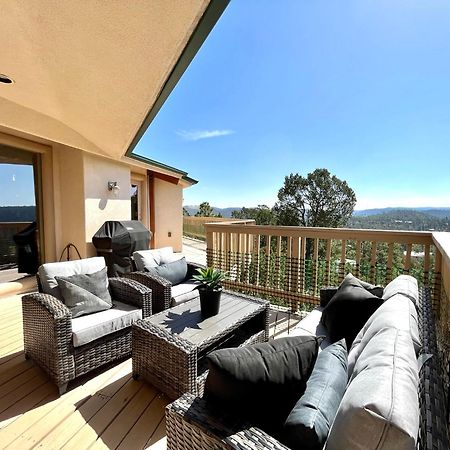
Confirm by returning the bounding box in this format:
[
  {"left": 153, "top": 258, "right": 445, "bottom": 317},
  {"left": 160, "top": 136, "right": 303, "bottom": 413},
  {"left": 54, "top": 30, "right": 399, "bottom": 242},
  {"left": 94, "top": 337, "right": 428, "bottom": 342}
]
[
  {"left": 71, "top": 300, "right": 141, "bottom": 347},
  {"left": 289, "top": 307, "right": 331, "bottom": 350},
  {"left": 171, "top": 281, "right": 200, "bottom": 306},
  {"left": 38, "top": 257, "right": 106, "bottom": 300}
]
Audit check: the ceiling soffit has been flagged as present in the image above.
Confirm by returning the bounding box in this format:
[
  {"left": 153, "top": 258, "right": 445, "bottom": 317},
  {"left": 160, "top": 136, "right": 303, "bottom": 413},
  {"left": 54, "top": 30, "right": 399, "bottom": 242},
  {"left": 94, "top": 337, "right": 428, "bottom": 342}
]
[{"left": 0, "top": 1, "right": 210, "bottom": 159}]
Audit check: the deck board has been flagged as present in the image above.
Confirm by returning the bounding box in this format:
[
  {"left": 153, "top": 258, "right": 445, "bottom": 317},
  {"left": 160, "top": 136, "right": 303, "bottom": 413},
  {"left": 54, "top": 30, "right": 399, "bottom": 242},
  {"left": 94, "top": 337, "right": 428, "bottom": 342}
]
[
  {"left": 0, "top": 295, "right": 168, "bottom": 450},
  {"left": 0, "top": 290, "right": 298, "bottom": 449}
]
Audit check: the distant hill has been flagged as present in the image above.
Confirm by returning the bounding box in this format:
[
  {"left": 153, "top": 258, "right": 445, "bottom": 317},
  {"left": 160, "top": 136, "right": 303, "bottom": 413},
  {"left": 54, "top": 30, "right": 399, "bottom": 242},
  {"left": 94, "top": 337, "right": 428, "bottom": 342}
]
[
  {"left": 184, "top": 205, "right": 450, "bottom": 232},
  {"left": 184, "top": 205, "right": 241, "bottom": 218},
  {"left": 353, "top": 207, "right": 450, "bottom": 218},
  {"left": 0, "top": 206, "right": 36, "bottom": 222},
  {"left": 349, "top": 209, "right": 450, "bottom": 232}
]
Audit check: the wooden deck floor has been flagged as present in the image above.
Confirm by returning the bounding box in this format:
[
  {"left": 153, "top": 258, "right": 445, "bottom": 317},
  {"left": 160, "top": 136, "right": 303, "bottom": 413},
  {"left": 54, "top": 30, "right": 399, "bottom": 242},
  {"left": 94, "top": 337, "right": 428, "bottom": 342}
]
[
  {"left": 0, "top": 290, "right": 301, "bottom": 450},
  {"left": 0, "top": 294, "right": 168, "bottom": 450}
]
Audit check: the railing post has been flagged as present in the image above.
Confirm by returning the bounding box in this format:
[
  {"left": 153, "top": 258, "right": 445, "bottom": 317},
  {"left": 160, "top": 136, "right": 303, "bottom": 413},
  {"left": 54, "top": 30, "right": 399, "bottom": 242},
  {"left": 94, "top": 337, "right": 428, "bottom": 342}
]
[
  {"left": 325, "top": 239, "right": 332, "bottom": 285},
  {"left": 355, "top": 240, "right": 362, "bottom": 278},
  {"left": 433, "top": 248, "right": 442, "bottom": 309},
  {"left": 313, "top": 238, "right": 319, "bottom": 296},
  {"left": 370, "top": 241, "right": 377, "bottom": 284},
  {"left": 339, "top": 239, "right": 347, "bottom": 283},
  {"left": 206, "top": 228, "right": 213, "bottom": 268},
  {"left": 386, "top": 243, "right": 394, "bottom": 283},
  {"left": 424, "top": 244, "right": 431, "bottom": 286},
  {"left": 404, "top": 243, "right": 412, "bottom": 275}
]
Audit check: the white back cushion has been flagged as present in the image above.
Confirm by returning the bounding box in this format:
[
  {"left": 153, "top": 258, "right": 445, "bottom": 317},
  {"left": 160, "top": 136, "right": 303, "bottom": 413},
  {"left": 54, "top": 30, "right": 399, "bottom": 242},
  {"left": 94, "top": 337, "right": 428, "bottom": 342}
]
[
  {"left": 382, "top": 275, "right": 418, "bottom": 306},
  {"left": 134, "top": 247, "right": 184, "bottom": 271},
  {"left": 348, "top": 294, "right": 421, "bottom": 376},
  {"left": 38, "top": 257, "right": 106, "bottom": 300},
  {"left": 325, "top": 328, "right": 419, "bottom": 450}
]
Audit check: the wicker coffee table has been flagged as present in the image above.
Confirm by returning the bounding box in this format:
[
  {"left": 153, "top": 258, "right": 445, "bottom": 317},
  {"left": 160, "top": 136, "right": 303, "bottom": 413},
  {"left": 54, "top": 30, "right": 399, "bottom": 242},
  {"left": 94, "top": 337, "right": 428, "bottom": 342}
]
[{"left": 132, "top": 291, "right": 270, "bottom": 399}]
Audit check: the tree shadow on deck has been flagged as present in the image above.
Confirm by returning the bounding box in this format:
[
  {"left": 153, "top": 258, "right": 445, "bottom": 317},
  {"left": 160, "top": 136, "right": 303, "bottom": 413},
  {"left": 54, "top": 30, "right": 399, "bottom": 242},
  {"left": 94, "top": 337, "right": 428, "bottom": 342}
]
[{"left": 0, "top": 350, "right": 59, "bottom": 423}]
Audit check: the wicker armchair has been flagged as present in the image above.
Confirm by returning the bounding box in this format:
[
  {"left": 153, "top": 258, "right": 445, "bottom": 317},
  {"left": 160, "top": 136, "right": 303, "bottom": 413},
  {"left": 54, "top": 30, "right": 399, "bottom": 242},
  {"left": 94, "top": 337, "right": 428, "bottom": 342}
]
[
  {"left": 165, "top": 287, "right": 449, "bottom": 450},
  {"left": 22, "top": 276, "right": 152, "bottom": 394},
  {"left": 125, "top": 260, "right": 205, "bottom": 313}
]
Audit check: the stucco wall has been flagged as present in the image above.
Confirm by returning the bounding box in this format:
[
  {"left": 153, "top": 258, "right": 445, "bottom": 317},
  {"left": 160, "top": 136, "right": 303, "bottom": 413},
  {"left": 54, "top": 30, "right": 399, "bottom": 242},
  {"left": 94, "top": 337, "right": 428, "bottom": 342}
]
[
  {"left": 1, "top": 132, "right": 186, "bottom": 262},
  {"left": 52, "top": 144, "right": 87, "bottom": 258},
  {"left": 83, "top": 153, "right": 131, "bottom": 256},
  {"left": 152, "top": 178, "right": 183, "bottom": 251}
]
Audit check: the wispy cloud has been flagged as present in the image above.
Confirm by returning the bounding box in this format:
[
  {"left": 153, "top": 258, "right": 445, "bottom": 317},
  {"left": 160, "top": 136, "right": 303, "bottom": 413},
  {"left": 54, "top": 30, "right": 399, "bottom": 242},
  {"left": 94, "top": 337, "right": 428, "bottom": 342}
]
[{"left": 176, "top": 129, "right": 235, "bottom": 141}]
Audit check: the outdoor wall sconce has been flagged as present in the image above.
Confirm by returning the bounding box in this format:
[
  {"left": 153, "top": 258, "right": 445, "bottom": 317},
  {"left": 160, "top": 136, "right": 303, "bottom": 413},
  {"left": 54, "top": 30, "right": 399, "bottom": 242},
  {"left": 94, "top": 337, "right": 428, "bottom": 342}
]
[{"left": 107, "top": 181, "right": 120, "bottom": 193}]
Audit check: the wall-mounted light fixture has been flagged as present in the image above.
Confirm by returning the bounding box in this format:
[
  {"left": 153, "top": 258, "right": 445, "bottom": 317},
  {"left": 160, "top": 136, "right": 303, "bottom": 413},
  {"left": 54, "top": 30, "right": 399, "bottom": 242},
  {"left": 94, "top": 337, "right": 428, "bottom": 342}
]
[
  {"left": 0, "top": 74, "right": 14, "bottom": 84},
  {"left": 107, "top": 181, "right": 120, "bottom": 193}
]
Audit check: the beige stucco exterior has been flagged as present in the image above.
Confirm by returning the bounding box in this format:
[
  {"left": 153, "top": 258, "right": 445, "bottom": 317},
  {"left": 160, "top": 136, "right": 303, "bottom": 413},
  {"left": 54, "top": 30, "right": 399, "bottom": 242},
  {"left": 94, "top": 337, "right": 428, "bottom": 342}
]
[
  {"left": 152, "top": 178, "right": 184, "bottom": 252},
  {"left": 0, "top": 1, "right": 225, "bottom": 264},
  {"left": 0, "top": 132, "right": 190, "bottom": 262},
  {"left": 0, "top": 1, "right": 210, "bottom": 159},
  {"left": 83, "top": 153, "right": 132, "bottom": 256}
]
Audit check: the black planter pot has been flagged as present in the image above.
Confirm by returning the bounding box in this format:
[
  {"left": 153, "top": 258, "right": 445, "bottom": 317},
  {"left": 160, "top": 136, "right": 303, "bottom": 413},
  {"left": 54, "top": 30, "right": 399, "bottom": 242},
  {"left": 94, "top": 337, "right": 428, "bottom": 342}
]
[{"left": 199, "top": 287, "right": 222, "bottom": 318}]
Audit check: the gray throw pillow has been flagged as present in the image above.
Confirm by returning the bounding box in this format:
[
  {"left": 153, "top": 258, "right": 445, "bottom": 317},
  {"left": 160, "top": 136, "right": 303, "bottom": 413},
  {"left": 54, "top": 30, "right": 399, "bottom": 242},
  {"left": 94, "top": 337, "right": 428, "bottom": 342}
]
[
  {"left": 147, "top": 257, "right": 188, "bottom": 285},
  {"left": 283, "top": 339, "right": 348, "bottom": 450},
  {"left": 56, "top": 267, "right": 112, "bottom": 318}
]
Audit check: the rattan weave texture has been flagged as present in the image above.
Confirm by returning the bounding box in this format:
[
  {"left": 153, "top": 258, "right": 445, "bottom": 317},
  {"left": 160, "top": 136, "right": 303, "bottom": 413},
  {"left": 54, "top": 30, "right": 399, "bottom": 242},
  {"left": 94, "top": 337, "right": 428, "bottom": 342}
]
[
  {"left": 125, "top": 261, "right": 204, "bottom": 313},
  {"left": 22, "top": 276, "right": 152, "bottom": 393},
  {"left": 132, "top": 291, "right": 269, "bottom": 400},
  {"left": 166, "top": 287, "right": 449, "bottom": 450}
]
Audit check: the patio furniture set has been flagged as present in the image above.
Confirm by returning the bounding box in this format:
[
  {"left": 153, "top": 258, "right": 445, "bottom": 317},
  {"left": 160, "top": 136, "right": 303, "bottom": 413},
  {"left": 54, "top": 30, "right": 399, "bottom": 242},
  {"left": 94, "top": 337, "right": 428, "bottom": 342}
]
[{"left": 21, "top": 248, "right": 448, "bottom": 450}]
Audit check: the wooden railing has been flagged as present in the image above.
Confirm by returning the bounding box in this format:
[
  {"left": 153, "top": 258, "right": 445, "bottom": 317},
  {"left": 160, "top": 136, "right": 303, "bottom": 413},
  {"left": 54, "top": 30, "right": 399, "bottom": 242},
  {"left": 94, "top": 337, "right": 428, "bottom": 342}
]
[
  {"left": 0, "top": 222, "right": 31, "bottom": 267},
  {"left": 183, "top": 216, "right": 253, "bottom": 241},
  {"left": 205, "top": 221, "right": 449, "bottom": 423},
  {"left": 205, "top": 221, "right": 439, "bottom": 309},
  {"left": 430, "top": 232, "right": 450, "bottom": 419}
]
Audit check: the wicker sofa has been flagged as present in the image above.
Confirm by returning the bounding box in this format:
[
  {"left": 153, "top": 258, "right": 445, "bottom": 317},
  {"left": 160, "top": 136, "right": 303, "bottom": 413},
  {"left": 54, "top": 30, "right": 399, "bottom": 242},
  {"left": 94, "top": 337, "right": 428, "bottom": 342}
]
[
  {"left": 166, "top": 279, "right": 449, "bottom": 450},
  {"left": 124, "top": 247, "right": 204, "bottom": 313},
  {"left": 22, "top": 257, "right": 152, "bottom": 394}
]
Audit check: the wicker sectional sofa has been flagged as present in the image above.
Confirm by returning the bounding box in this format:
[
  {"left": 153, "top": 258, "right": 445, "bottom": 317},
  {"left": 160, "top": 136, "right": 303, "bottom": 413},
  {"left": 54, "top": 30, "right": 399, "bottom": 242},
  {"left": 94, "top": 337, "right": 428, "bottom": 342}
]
[{"left": 166, "top": 276, "right": 449, "bottom": 450}]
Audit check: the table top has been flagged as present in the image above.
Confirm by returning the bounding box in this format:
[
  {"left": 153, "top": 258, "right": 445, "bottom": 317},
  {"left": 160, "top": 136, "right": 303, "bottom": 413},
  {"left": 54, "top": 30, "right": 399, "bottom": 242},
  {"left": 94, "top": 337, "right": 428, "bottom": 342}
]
[{"left": 144, "top": 291, "right": 268, "bottom": 347}]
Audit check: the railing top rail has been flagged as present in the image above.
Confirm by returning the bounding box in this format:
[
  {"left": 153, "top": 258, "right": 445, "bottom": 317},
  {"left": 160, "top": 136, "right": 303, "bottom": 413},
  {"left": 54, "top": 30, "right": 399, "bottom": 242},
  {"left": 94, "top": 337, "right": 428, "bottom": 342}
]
[
  {"left": 204, "top": 219, "right": 256, "bottom": 226},
  {"left": 204, "top": 222, "right": 435, "bottom": 245},
  {"left": 432, "top": 232, "right": 450, "bottom": 269},
  {"left": 0, "top": 221, "right": 32, "bottom": 229}
]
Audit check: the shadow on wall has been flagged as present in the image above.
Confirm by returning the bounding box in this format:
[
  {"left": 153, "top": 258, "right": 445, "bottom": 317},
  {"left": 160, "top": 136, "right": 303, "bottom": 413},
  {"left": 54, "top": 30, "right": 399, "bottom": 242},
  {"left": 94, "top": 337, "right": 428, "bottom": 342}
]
[{"left": 98, "top": 198, "right": 107, "bottom": 210}]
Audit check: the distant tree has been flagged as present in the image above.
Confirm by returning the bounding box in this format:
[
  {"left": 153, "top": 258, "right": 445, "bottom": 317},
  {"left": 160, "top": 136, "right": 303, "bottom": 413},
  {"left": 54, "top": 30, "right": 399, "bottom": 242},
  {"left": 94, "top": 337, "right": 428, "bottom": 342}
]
[
  {"left": 273, "top": 169, "right": 356, "bottom": 227},
  {"left": 231, "top": 205, "right": 276, "bottom": 225},
  {"left": 195, "top": 201, "right": 220, "bottom": 218},
  {"left": 183, "top": 207, "right": 190, "bottom": 217}
]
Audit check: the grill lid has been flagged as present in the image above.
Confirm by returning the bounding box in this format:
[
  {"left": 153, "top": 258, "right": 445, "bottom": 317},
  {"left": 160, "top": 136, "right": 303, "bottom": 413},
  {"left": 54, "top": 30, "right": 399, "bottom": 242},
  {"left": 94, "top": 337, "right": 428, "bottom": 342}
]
[{"left": 92, "top": 220, "right": 151, "bottom": 257}]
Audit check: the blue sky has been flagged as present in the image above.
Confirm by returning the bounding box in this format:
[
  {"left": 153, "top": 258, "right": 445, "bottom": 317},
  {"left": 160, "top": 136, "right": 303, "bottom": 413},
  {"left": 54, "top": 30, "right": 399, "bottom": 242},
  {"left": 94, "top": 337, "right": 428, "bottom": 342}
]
[
  {"left": 1, "top": 1, "right": 450, "bottom": 210},
  {"left": 0, "top": 164, "right": 35, "bottom": 206},
  {"left": 134, "top": 0, "right": 450, "bottom": 209}
]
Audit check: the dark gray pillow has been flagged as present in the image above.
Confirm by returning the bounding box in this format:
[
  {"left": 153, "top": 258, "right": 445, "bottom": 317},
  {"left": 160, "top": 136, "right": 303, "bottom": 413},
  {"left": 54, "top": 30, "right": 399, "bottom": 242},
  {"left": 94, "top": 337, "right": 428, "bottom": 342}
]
[
  {"left": 320, "top": 274, "right": 383, "bottom": 307},
  {"left": 283, "top": 339, "right": 348, "bottom": 450},
  {"left": 204, "top": 336, "right": 320, "bottom": 438},
  {"left": 343, "top": 273, "right": 383, "bottom": 297},
  {"left": 321, "top": 275, "right": 383, "bottom": 347},
  {"left": 56, "top": 267, "right": 112, "bottom": 318},
  {"left": 147, "top": 257, "right": 187, "bottom": 285}
]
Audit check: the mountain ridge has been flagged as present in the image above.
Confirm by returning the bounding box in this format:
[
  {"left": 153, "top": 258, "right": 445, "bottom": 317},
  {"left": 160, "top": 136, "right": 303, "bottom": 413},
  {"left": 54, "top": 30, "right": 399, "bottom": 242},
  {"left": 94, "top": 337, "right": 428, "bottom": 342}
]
[{"left": 184, "top": 205, "right": 450, "bottom": 219}]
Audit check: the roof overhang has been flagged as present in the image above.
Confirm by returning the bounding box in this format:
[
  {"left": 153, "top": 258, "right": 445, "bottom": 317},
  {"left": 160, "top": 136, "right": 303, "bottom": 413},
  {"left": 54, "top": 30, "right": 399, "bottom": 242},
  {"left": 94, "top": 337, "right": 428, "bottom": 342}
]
[{"left": 0, "top": 0, "right": 228, "bottom": 179}]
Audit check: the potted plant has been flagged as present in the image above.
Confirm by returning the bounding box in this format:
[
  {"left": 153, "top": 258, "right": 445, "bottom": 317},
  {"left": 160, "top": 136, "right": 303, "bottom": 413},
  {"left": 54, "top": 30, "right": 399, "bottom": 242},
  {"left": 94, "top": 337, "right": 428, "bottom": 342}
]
[{"left": 193, "top": 267, "right": 227, "bottom": 318}]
